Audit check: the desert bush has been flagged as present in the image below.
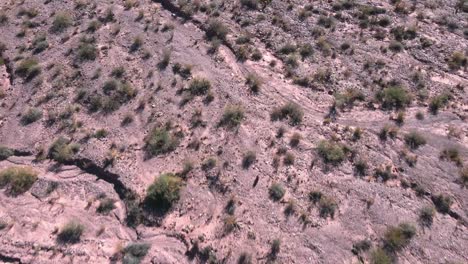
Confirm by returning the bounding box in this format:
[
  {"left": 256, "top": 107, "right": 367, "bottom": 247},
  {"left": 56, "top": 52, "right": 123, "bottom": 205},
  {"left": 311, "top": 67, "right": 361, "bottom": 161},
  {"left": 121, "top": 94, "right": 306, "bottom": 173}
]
[
  {"left": 111, "top": 66, "right": 125, "bottom": 78},
  {"left": 379, "top": 125, "right": 398, "bottom": 141},
  {"left": 278, "top": 43, "right": 296, "bottom": 55},
  {"left": 383, "top": 223, "right": 416, "bottom": 252},
  {"left": 404, "top": 131, "right": 426, "bottom": 149},
  {"left": 77, "top": 41, "right": 97, "bottom": 61},
  {"left": 460, "top": 167, "right": 468, "bottom": 187},
  {"left": 440, "top": 148, "right": 462, "bottom": 166},
  {"left": 0, "top": 146, "right": 13, "bottom": 160},
  {"left": 246, "top": 73, "right": 261, "bottom": 94},
  {"left": 51, "top": 12, "right": 72, "bottom": 33},
  {"left": 240, "top": 0, "right": 258, "bottom": 9},
  {"left": 189, "top": 78, "right": 211, "bottom": 95},
  {"left": 317, "top": 16, "right": 335, "bottom": 28},
  {"left": 354, "top": 159, "right": 368, "bottom": 176},
  {"left": 57, "top": 221, "right": 84, "bottom": 244},
  {"left": 206, "top": 20, "right": 228, "bottom": 41},
  {"left": 317, "top": 140, "right": 346, "bottom": 165},
  {"left": 351, "top": 240, "right": 371, "bottom": 255},
  {"left": 202, "top": 157, "right": 217, "bottom": 171},
  {"left": 0, "top": 12, "right": 8, "bottom": 25},
  {"left": 172, "top": 63, "right": 192, "bottom": 79},
  {"left": 352, "top": 127, "right": 362, "bottom": 141},
  {"left": 433, "top": 194, "right": 452, "bottom": 214},
  {"left": 300, "top": 43, "right": 314, "bottom": 59},
  {"left": 318, "top": 196, "right": 337, "bottom": 219},
  {"left": 283, "top": 152, "right": 295, "bottom": 166},
  {"left": 237, "top": 252, "right": 252, "bottom": 264},
  {"left": 87, "top": 20, "right": 100, "bottom": 32},
  {"left": 219, "top": 105, "right": 245, "bottom": 129},
  {"left": 269, "top": 183, "right": 285, "bottom": 201},
  {"left": 270, "top": 239, "right": 281, "bottom": 259},
  {"left": 370, "top": 248, "right": 392, "bottom": 264},
  {"left": 223, "top": 215, "right": 238, "bottom": 233},
  {"left": 308, "top": 191, "right": 323, "bottom": 204},
  {"left": 21, "top": 107, "right": 42, "bottom": 125},
  {"left": 289, "top": 132, "right": 301, "bottom": 147},
  {"left": 144, "top": 126, "right": 179, "bottom": 157},
  {"left": 32, "top": 33, "right": 48, "bottom": 54},
  {"left": 448, "top": 51, "right": 467, "bottom": 70},
  {"left": 270, "top": 102, "right": 303, "bottom": 126},
  {"left": 419, "top": 206, "right": 435, "bottom": 227},
  {"left": 144, "top": 173, "right": 182, "bottom": 213},
  {"left": 429, "top": 93, "right": 451, "bottom": 114},
  {"left": 48, "top": 137, "right": 80, "bottom": 163},
  {"left": 242, "top": 151, "right": 256, "bottom": 169},
  {"left": 123, "top": 243, "right": 150, "bottom": 264},
  {"left": 388, "top": 41, "right": 404, "bottom": 52},
  {"left": 130, "top": 36, "right": 143, "bottom": 52},
  {"left": 375, "top": 86, "right": 411, "bottom": 110},
  {"left": 374, "top": 165, "right": 395, "bottom": 182},
  {"left": 15, "top": 58, "right": 41, "bottom": 80},
  {"left": 96, "top": 198, "right": 116, "bottom": 214},
  {"left": 334, "top": 89, "right": 365, "bottom": 110},
  {"left": 0, "top": 166, "right": 38, "bottom": 196}
]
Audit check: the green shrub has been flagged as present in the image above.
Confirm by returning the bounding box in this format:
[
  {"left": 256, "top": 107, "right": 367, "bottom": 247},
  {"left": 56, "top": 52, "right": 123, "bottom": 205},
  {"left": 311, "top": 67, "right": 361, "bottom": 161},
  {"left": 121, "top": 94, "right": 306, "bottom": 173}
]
[
  {"left": 433, "top": 194, "right": 452, "bottom": 214},
  {"left": 0, "top": 166, "right": 38, "bottom": 196},
  {"left": 289, "top": 132, "right": 301, "bottom": 147},
  {"left": 77, "top": 42, "right": 97, "bottom": 61},
  {"left": 123, "top": 243, "right": 150, "bottom": 264},
  {"left": 419, "top": 206, "right": 435, "bottom": 227},
  {"left": 308, "top": 191, "right": 323, "bottom": 204},
  {"left": 0, "top": 146, "right": 13, "bottom": 161},
  {"left": 354, "top": 159, "right": 368, "bottom": 176},
  {"left": 242, "top": 151, "right": 256, "bottom": 169},
  {"left": 51, "top": 12, "right": 72, "bottom": 33},
  {"left": 370, "top": 248, "right": 392, "bottom": 264},
  {"left": 440, "top": 148, "right": 462, "bottom": 166},
  {"left": 20, "top": 107, "right": 42, "bottom": 125},
  {"left": 144, "top": 126, "right": 179, "bottom": 157},
  {"left": 240, "top": 0, "right": 259, "bottom": 9},
  {"left": 375, "top": 86, "right": 411, "bottom": 110},
  {"left": 48, "top": 137, "right": 80, "bottom": 163},
  {"left": 57, "top": 221, "right": 84, "bottom": 244},
  {"left": 283, "top": 152, "right": 295, "bottom": 166},
  {"left": 96, "top": 198, "right": 116, "bottom": 214},
  {"left": 379, "top": 125, "right": 398, "bottom": 141},
  {"left": 404, "top": 131, "right": 426, "bottom": 149},
  {"left": 318, "top": 196, "right": 337, "bottom": 219},
  {"left": 158, "top": 48, "right": 171, "bottom": 69},
  {"left": 246, "top": 73, "right": 262, "bottom": 94},
  {"left": 206, "top": 20, "right": 228, "bottom": 41},
  {"left": 237, "top": 252, "right": 252, "bottom": 264},
  {"left": 317, "top": 140, "right": 346, "bottom": 165},
  {"left": 32, "top": 34, "right": 48, "bottom": 54},
  {"left": 130, "top": 36, "right": 143, "bottom": 52},
  {"left": 334, "top": 89, "right": 365, "bottom": 110},
  {"left": 383, "top": 223, "right": 416, "bottom": 252},
  {"left": 374, "top": 165, "right": 395, "bottom": 182},
  {"left": 448, "top": 51, "right": 467, "bottom": 70},
  {"left": 429, "top": 93, "right": 451, "bottom": 114},
  {"left": 189, "top": 78, "right": 211, "bottom": 95},
  {"left": 144, "top": 173, "right": 182, "bottom": 213},
  {"left": 15, "top": 58, "right": 41, "bottom": 80},
  {"left": 219, "top": 105, "right": 245, "bottom": 129},
  {"left": 269, "top": 183, "right": 285, "bottom": 201},
  {"left": 388, "top": 41, "right": 404, "bottom": 52},
  {"left": 270, "top": 102, "right": 303, "bottom": 126},
  {"left": 270, "top": 239, "right": 281, "bottom": 259}
]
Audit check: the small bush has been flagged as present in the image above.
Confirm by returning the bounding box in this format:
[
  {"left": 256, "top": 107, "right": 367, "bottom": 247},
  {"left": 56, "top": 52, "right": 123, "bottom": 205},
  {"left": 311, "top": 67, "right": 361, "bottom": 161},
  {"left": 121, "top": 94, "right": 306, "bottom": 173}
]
[
  {"left": 334, "top": 89, "right": 365, "bottom": 110},
  {"left": 48, "top": 137, "right": 80, "bottom": 163},
  {"left": 404, "top": 131, "right": 426, "bottom": 149},
  {"left": 388, "top": 41, "right": 404, "bottom": 52},
  {"left": 270, "top": 102, "right": 304, "bottom": 126},
  {"left": 144, "top": 173, "right": 182, "bottom": 213},
  {"left": 57, "top": 221, "right": 84, "bottom": 244},
  {"left": 237, "top": 252, "right": 252, "bottom": 264},
  {"left": 289, "top": 133, "right": 301, "bottom": 147},
  {"left": 375, "top": 86, "right": 411, "bottom": 110},
  {"left": 317, "top": 140, "right": 346, "bottom": 165},
  {"left": 354, "top": 159, "right": 368, "bottom": 176},
  {"left": 448, "top": 51, "right": 467, "bottom": 70},
  {"left": 189, "top": 78, "right": 211, "bottom": 96},
  {"left": 440, "top": 148, "right": 462, "bottom": 166},
  {"left": 0, "top": 166, "right": 38, "bottom": 196},
  {"left": 15, "top": 58, "right": 41, "bottom": 80},
  {"left": 318, "top": 196, "right": 337, "bottom": 219},
  {"left": 51, "top": 12, "right": 72, "bottom": 33},
  {"left": 383, "top": 223, "right": 416, "bottom": 252},
  {"left": 206, "top": 20, "right": 228, "bottom": 41},
  {"left": 374, "top": 165, "right": 395, "bottom": 182},
  {"left": 0, "top": 146, "right": 13, "bottom": 161},
  {"left": 96, "top": 198, "right": 116, "bottom": 214},
  {"left": 202, "top": 157, "right": 217, "bottom": 171},
  {"left": 461, "top": 167, "right": 468, "bottom": 187},
  {"left": 20, "top": 107, "right": 42, "bottom": 125},
  {"left": 419, "top": 206, "right": 435, "bottom": 227},
  {"left": 223, "top": 215, "right": 238, "bottom": 233},
  {"left": 144, "top": 126, "right": 180, "bottom": 157},
  {"left": 429, "top": 93, "right": 451, "bottom": 114},
  {"left": 130, "top": 36, "right": 143, "bottom": 52},
  {"left": 158, "top": 49, "right": 171, "bottom": 69},
  {"left": 379, "top": 125, "right": 398, "bottom": 141},
  {"left": 77, "top": 42, "right": 97, "bottom": 61},
  {"left": 219, "top": 105, "right": 245, "bottom": 129},
  {"left": 242, "top": 151, "right": 256, "bottom": 169},
  {"left": 123, "top": 243, "right": 150, "bottom": 264},
  {"left": 240, "top": 0, "right": 259, "bottom": 9},
  {"left": 370, "top": 248, "right": 392, "bottom": 264},
  {"left": 283, "top": 152, "right": 295, "bottom": 166},
  {"left": 270, "top": 239, "right": 281, "bottom": 259},
  {"left": 351, "top": 240, "right": 371, "bottom": 255},
  {"left": 433, "top": 194, "right": 452, "bottom": 214},
  {"left": 246, "top": 73, "right": 262, "bottom": 94},
  {"left": 269, "top": 183, "right": 285, "bottom": 201}
]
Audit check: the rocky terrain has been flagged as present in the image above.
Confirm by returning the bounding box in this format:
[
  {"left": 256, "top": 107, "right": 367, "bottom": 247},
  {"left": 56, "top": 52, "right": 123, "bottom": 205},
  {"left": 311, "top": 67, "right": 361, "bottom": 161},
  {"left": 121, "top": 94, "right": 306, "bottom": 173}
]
[{"left": 0, "top": 0, "right": 467, "bottom": 263}]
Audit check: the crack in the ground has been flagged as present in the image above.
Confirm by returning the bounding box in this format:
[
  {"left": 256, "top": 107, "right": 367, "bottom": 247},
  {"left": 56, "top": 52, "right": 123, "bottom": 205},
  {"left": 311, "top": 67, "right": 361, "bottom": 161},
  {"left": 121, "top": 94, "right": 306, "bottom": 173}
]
[{"left": 0, "top": 253, "right": 22, "bottom": 264}]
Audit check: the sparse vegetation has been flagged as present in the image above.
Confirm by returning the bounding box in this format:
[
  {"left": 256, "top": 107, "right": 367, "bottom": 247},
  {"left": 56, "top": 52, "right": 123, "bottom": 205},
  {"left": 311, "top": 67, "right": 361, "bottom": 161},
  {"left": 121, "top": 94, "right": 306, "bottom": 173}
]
[
  {"left": 206, "top": 20, "right": 228, "bottom": 41},
  {"left": 404, "top": 131, "right": 426, "bottom": 149},
  {"left": 144, "top": 125, "right": 180, "bottom": 157},
  {"left": 317, "top": 140, "right": 347, "bottom": 165},
  {"left": 419, "top": 206, "right": 435, "bottom": 227},
  {"left": 189, "top": 78, "right": 211, "bottom": 96},
  {"left": 433, "top": 194, "right": 452, "bottom": 214},
  {"left": 242, "top": 151, "right": 256, "bottom": 169},
  {"left": 269, "top": 183, "right": 285, "bottom": 201},
  {"left": 383, "top": 223, "right": 416, "bottom": 252},
  {"left": 375, "top": 86, "right": 411, "bottom": 110},
  {"left": 96, "top": 198, "right": 116, "bottom": 215},
  {"left": 370, "top": 248, "right": 392, "bottom": 264},
  {"left": 15, "top": 58, "right": 41, "bottom": 80},
  {"left": 57, "top": 221, "right": 84, "bottom": 244},
  {"left": 447, "top": 51, "right": 467, "bottom": 70},
  {"left": 219, "top": 105, "right": 245, "bottom": 129},
  {"left": 122, "top": 243, "right": 150, "bottom": 264},
  {"left": 0, "top": 146, "right": 13, "bottom": 161},
  {"left": 429, "top": 93, "right": 451, "bottom": 114},
  {"left": 20, "top": 107, "right": 42, "bottom": 125},
  {"left": 270, "top": 102, "right": 304, "bottom": 126},
  {"left": 144, "top": 173, "right": 182, "bottom": 214},
  {"left": 48, "top": 137, "right": 80, "bottom": 163},
  {"left": 51, "top": 12, "right": 72, "bottom": 33},
  {"left": 246, "top": 73, "right": 262, "bottom": 94},
  {"left": 0, "top": 166, "right": 38, "bottom": 196},
  {"left": 440, "top": 148, "right": 463, "bottom": 167}
]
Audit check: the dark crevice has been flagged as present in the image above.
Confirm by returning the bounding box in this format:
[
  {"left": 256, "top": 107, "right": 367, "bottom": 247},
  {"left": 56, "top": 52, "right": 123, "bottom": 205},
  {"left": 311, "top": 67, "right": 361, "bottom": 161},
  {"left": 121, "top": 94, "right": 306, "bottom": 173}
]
[{"left": 0, "top": 253, "right": 22, "bottom": 263}]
